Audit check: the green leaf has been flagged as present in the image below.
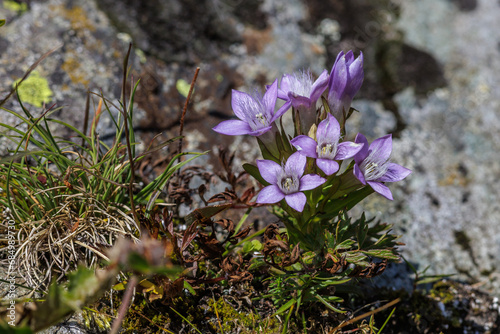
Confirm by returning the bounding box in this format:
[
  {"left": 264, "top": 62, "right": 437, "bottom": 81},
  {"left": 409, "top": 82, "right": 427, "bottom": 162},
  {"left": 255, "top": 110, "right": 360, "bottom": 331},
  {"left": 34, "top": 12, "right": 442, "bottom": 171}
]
[
  {"left": 243, "top": 162, "right": 267, "bottom": 185},
  {"left": 275, "top": 298, "right": 297, "bottom": 315},
  {"left": 0, "top": 19, "right": 5, "bottom": 27},
  {"left": 362, "top": 249, "right": 399, "bottom": 260},
  {"left": 335, "top": 239, "right": 355, "bottom": 251},
  {"left": 344, "top": 252, "right": 368, "bottom": 265},
  {"left": 242, "top": 239, "right": 263, "bottom": 254},
  {"left": 176, "top": 79, "right": 191, "bottom": 97},
  {"left": 314, "top": 294, "right": 346, "bottom": 313}
]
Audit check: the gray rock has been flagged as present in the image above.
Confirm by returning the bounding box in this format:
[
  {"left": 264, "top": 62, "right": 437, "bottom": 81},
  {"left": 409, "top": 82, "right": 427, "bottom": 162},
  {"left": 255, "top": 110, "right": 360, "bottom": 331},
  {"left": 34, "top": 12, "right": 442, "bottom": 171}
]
[{"left": 1, "top": 0, "right": 499, "bottom": 315}]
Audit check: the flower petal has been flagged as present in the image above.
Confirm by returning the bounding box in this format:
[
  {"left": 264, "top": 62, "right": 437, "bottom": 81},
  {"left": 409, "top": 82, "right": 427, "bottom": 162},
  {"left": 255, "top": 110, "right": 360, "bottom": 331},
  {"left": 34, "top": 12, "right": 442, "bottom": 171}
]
[
  {"left": 285, "top": 192, "right": 307, "bottom": 212},
  {"left": 335, "top": 141, "right": 364, "bottom": 160},
  {"left": 316, "top": 159, "right": 339, "bottom": 176},
  {"left": 353, "top": 163, "right": 367, "bottom": 185},
  {"left": 231, "top": 90, "right": 251, "bottom": 120},
  {"left": 377, "top": 163, "right": 412, "bottom": 182},
  {"left": 271, "top": 100, "right": 291, "bottom": 123},
  {"left": 247, "top": 125, "right": 273, "bottom": 137},
  {"left": 345, "top": 52, "right": 364, "bottom": 97},
  {"left": 299, "top": 174, "right": 326, "bottom": 191},
  {"left": 285, "top": 151, "right": 306, "bottom": 177},
  {"left": 367, "top": 181, "right": 393, "bottom": 200},
  {"left": 256, "top": 159, "right": 282, "bottom": 185},
  {"left": 369, "top": 134, "right": 392, "bottom": 163},
  {"left": 263, "top": 79, "right": 278, "bottom": 116},
  {"left": 309, "top": 69, "right": 329, "bottom": 103},
  {"left": 328, "top": 55, "right": 348, "bottom": 100},
  {"left": 257, "top": 185, "right": 285, "bottom": 204},
  {"left": 354, "top": 133, "right": 369, "bottom": 164},
  {"left": 288, "top": 92, "right": 312, "bottom": 109},
  {"left": 213, "top": 120, "right": 253, "bottom": 136},
  {"left": 317, "top": 113, "right": 340, "bottom": 144},
  {"left": 278, "top": 74, "right": 291, "bottom": 100},
  {"left": 344, "top": 50, "right": 355, "bottom": 64},
  {"left": 290, "top": 135, "right": 318, "bottom": 158}
]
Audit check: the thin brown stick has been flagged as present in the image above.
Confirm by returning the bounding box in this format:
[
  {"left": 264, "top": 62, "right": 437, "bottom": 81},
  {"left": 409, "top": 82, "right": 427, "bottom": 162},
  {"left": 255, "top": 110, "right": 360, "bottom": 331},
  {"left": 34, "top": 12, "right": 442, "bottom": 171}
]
[
  {"left": 330, "top": 298, "right": 401, "bottom": 333},
  {"left": 109, "top": 276, "right": 138, "bottom": 334},
  {"left": 177, "top": 67, "right": 200, "bottom": 159}
]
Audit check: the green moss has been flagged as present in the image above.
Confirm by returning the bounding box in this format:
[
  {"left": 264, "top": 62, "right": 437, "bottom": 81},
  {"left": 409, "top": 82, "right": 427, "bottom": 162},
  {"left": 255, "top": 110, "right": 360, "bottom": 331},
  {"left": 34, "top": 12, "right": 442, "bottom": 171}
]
[
  {"left": 430, "top": 281, "right": 456, "bottom": 304},
  {"left": 13, "top": 71, "right": 53, "bottom": 108},
  {"left": 206, "top": 297, "right": 281, "bottom": 333}
]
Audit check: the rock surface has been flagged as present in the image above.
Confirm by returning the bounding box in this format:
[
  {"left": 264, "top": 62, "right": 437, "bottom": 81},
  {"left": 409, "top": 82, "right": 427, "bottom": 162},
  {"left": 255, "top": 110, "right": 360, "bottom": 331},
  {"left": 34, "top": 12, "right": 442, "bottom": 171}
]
[{"left": 1, "top": 0, "right": 500, "bottom": 326}]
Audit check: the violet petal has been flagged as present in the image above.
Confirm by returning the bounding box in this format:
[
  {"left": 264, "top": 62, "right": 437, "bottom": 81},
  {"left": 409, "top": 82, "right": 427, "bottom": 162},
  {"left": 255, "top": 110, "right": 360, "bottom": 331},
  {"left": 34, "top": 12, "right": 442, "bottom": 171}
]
[
  {"left": 257, "top": 185, "right": 285, "bottom": 204},
  {"left": 285, "top": 151, "right": 307, "bottom": 177},
  {"left": 213, "top": 120, "right": 252, "bottom": 136},
  {"left": 288, "top": 92, "right": 313, "bottom": 109},
  {"left": 377, "top": 163, "right": 412, "bottom": 183},
  {"left": 345, "top": 52, "right": 364, "bottom": 97},
  {"left": 247, "top": 125, "right": 273, "bottom": 137},
  {"left": 309, "top": 69, "right": 329, "bottom": 103},
  {"left": 271, "top": 100, "right": 292, "bottom": 123},
  {"left": 367, "top": 181, "right": 393, "bottom": 200},
  {"left": 278, "top": 74, "right": 291, "bottom": 100},
  {"left": 285, "top": 192, "right": 307, "bottom": 212},
  {"left": 263, "top": 79, "right": 278, "bottom": 115},
  {"left": 317, "top": 113, "right": 341, "bottom": 144},
  {"left": 316, "top": 159, "right": 339, "bottom": 176},
  {"left": 335, "top": 141, "right": 364, "bottom": 160},
  {"left": 299, "top": 174, "right": 326, "bottom": 191},
  {"left": 353, "top": 163, "right": 367, "bottom": 185},
  {"left": 290, "top": 135, "right": 318, "bottom": 158},
  {"left": 369, "top": 134, "right": 392, "bottom": 162},
  {"left": 256, "top": 159, "right": 282, "bottom": 185},
  {"left": 354, "top": 133, "right": 369, "bottom": 164},
  {"left": 329, "top": 56, "right": 348, "bottom": 100},
  {"left": 231, "top": 89, "right": 251, "bottom": 120}
]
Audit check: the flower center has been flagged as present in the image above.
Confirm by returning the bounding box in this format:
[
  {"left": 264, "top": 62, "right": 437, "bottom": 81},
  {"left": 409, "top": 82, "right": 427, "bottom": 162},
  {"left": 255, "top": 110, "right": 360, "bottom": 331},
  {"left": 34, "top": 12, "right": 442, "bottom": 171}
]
[
  {"left": 317, "top": 142, "right": 337, "bottom": 160},
  {"left": 239, "top": 95, "right": 270, "bottom": 131},
  {"left": 279, "top": 175, "right": 299, "bottom": 195},
  {"left": 255, "top": 113, "right": 267, "bottom": 125},
  {"left": 360, "top": 155, "right": 389, "bottom": 181}
]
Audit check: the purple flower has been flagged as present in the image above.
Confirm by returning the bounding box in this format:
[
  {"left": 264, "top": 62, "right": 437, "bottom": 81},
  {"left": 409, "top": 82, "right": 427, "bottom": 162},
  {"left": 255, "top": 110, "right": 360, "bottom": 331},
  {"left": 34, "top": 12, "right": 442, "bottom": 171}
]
[
  {"left": 213, "top": 79, "right": 287, "bottom": 136},
  {"left": 278, "top": 70, "right": 329, "bottom": 109},
  {"left": 256, "top": 152, "right": 326, "bottom": 212},
  {"left": 353, "top": 133, "right": 411, "bottom": 200},
  {"left": 278, "top": 70, "right": 329, "bottom": 133},
  {"left": 327, "top": 51, "right": 364, "bottom": 121},
  {"left": 290, "top": 114, "right": 363, "bottom": 175}
]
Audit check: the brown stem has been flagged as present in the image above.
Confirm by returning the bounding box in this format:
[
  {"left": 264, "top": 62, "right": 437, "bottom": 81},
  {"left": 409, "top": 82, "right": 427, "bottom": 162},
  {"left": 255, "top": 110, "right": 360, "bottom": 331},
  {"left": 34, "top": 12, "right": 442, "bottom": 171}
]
[{"left": 110, "top": 276, "right": 138, "bottom": 334}]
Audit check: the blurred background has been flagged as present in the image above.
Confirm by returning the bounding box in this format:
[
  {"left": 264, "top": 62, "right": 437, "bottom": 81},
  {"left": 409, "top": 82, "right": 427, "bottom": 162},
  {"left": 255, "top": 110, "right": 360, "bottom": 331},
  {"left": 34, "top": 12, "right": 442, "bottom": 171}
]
[{"left": 1, "top": 0, "right": 499, "bottom": 294}]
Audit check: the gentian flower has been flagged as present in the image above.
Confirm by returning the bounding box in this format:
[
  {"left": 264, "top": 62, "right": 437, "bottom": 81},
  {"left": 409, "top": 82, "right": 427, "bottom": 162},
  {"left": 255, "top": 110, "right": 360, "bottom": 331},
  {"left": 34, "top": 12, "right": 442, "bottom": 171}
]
[
  {"left": 290, "top": 114, "right": 363, "bottom": 175},
  {"left": 213, "top": 79, "right": 286, "bottom": 137},
  {"left": 256, "top": 151, "right": 326, "bottom": 212},
  {"left": 353, "top": 133, "right": 411, "bottom": 200},
  {"left": 278, "top": 70, "right": 329, "bottom": 133},
  {"left": 327, "top": 51, "right": 364, "bottom": 123}
]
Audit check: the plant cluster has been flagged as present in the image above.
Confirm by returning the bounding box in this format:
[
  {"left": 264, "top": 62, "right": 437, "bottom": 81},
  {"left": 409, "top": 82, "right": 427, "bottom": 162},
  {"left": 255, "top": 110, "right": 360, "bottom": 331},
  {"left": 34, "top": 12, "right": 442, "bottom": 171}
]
[
  {"left": 210, "top": 50, "right": 411, "bottom": 327},
  {"left": 0, "top": 47, "right": 413, "bottom": 333}
]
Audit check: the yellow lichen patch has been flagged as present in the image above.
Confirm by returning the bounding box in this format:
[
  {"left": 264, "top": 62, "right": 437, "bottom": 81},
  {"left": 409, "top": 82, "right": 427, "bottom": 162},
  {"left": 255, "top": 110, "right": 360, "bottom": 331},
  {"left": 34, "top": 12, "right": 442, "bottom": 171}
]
[
  {"left": 13, "top": 71, "right": 53, "bottom": 108},
  {"left": 62, "top": 53, "right": 90, "bottom": 87},
  {"left": 3, "top": 0, "right": 28, "bottom": 13},
  {"left": 53, "top": 5, "right": 96, "bottom": 33}
]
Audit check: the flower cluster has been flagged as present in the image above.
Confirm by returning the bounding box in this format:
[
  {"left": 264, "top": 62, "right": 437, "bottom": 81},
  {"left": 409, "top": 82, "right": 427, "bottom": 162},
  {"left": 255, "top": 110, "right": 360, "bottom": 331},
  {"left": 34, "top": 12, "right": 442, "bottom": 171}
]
[{"left": 213, "top": 50, "right": 411, "bottom": 214}]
